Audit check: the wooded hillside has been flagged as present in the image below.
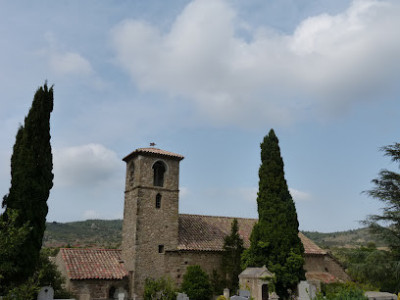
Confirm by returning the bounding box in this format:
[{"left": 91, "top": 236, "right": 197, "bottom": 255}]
[{"left": 43, "top": 219, "right": 384, "bottom": 249}]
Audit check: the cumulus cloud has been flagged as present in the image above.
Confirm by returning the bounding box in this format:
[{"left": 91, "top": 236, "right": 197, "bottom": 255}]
[
  {"left": 111, "top": 0, "right": 400, "bottom": 126},
  {"left": 54, "top": 143, "right": 122, "bottom": 187},
  {"left": 289, "top": 188, "right": 312, "bottom": 202},
  {"left": 49, "top": 51, "right": 93, "bottom": 76},
  {"left": 40, "top": 32, "right": 94, "bottom": 76}
]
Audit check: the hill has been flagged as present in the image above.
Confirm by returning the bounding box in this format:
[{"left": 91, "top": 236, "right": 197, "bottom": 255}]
[
  {"left": 43, "top": 219, "right": 385, "bottom": 249},
  {"left": 302, "top": 228, "right": 386, "bottom": 248},
  {"left": 43, "top": 219, "right": 122, "bottom": 249}
]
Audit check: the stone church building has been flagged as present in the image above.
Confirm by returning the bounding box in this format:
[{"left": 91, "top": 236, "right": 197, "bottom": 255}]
[{"left": 56, "top": 147, "right": 349, "bottom": 300}]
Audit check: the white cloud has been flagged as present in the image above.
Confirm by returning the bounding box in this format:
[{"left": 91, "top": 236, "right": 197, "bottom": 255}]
[
  {"left": 111, "top": 0, "right": 400, "bottom": 126},
  {"left": 39, "top": 32, "right": 94, "bottom": 76},
  {"left": 289, "top": 188, "right": 312, "bottom": 202},
  {"left": 49, "top": 51, "right": 93, "bottom": 76},
  {"left": 54, "top": 143, "right": 122, "bottom": 187}
]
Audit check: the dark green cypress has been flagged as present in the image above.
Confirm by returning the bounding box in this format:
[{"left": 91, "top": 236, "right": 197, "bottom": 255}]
[
  {"left": 221, "top": 218, "right": 244, "bottom": 294},
  {"left": 2, "top": 83, "right": 54, "bottom": 286},
  {"left": 243, "top": 129, "right": 305, "bottom": 299}
]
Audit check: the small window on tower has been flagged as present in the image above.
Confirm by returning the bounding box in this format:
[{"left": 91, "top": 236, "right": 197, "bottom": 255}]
[
  {"left": 158, "top": 245, "right": 164, "bottom": 253},
  {"left": 129, "top": 162, "right": 135, "bottom": 182},
  {"left": 153, "top": 161, "right": 166, "bottom": 187},
  {"left": 156, "top": 193, "right": 162, "bottom": 209}
]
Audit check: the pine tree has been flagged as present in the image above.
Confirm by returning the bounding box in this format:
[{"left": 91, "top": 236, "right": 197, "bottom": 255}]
[
  {"left": 1, "top": 83, "right": 54, "bottom": 287},
  {"left": 363, "top": 143, "right": 400, "bottom": 293},
  {"left": 242, "top": 129, "right": 305, "bottom": 299},
  {"left": 221, "top": 218, "right": 244, "bottom": 294}
]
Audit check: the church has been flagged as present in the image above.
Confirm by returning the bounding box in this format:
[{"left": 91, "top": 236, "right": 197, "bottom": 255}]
[{"left": 56, "top": 147, "right": 349, "bottom": 300}]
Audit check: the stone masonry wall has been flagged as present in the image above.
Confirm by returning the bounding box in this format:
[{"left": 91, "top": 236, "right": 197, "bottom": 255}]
[
  {"left": 164, "top": 250, "right": 224, "bottom": 287},
  {"left": 121, "top": 153, "right": 181, "bottom": 299},
  {"left": 304, "top": 254, "right": 350, "bottom": 282},
  {"left": 68, "top": 279, "right": 128, "bottom": 300}
]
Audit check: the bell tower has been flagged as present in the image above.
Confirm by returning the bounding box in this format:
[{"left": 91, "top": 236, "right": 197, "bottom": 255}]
[{"left": 121, "top": 147, "right": 184, "bottom": 299}]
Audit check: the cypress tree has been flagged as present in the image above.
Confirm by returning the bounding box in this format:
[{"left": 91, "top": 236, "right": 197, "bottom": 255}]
[
  {"left": 1, "top": 83, "right": 54, "bottom": 287},
  {"left": 242, "top": 129, "right": 305, "bottom": 299},
  {"left": 221, "top": 218, "right": 244, "bottom": 294}
]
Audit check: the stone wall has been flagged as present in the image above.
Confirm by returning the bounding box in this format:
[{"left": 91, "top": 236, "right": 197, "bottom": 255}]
[
  {"left": 67, "top": 279, "right": 128, "bottom": 300},
  {"left": 122, "top": 153, "right": 182, "bottom": 299},
  {"left": 164, "top": 250, "right": 224, "bottom": 286},
  {"left": 304, "top": 254, "right": 350, "bottom": 282}
]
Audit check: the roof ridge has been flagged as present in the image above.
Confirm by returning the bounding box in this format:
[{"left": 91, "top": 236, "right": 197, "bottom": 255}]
[
  {"left": 179, "top": 213, "right": 257, "bottom": 221},
  {"left": 60, "top": 248, "right": 121, "bottom": 251}
]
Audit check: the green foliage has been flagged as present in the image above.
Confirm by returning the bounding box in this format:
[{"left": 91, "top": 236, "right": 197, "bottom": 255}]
[
  {"left": 243, "top": 129, "right": 305, "bottom": 299},
  {"left": 0, "top": 209, "right": 31, "bottom": 294},
  {"left": 210, "top": 269, "right": 225, "bottom": 296},
  {"left": 144, "top": 276, "right": 176, "bottom": 300},
  {"left": 364, "top": 143, "right": 400, "bottom": 255},
  {"left": 1, "top": 248, "right": 71, "bottom": 299},
  {"left": 2, "top": 277, "right": 39, "bottom": 300},
  {"left": 181, "top": 265, "right": 213, "bottom": 300},
  {"left": 336, "top": 244, "right": 399, "bottom": 293},
  {"left": 302, "top": 228, "right": 386, "bottom": 249},
  {"left": 222, "top": 218, "right": 244, "bottom": 294},
  {"left": 1, "top": 83, "right": 54, "bottom": 286},
  {"left": 363, "top": 143, "right": 400, "bottom": 293},
  {"left": 315, "top": 282, "right": 368, "bottom": 300},
  {"left": 43, "top": 219, "right": 122, "bottom": 248}
]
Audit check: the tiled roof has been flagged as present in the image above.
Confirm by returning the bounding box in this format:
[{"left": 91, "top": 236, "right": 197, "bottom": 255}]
[
  {"left": 178, "top": 214, "right": 326, "bottom": 255},
  {"left": 123, "top": 147, "right": 184, "bottom": 162},
  {"left": 59, "top": 248, "right": 128, "bottom": 280}
]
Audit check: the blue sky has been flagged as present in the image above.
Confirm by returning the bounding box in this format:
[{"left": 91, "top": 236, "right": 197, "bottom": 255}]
[{"left": 1, "top": 0, "right": 400, "bottom": 232}]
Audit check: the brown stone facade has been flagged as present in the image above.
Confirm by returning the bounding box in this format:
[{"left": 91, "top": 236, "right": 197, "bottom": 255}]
[
  {"left": 122, "top": 149, "right": 183, "bottom": 299},
  {"left": 66, "top": 279, "right": 129, "bottom": 300},
  {"left": 304, "top": 254, "right": 350, "bottom": 282},
  {"left": 164, "top": 250, "right": 223, "bottom": 286}
]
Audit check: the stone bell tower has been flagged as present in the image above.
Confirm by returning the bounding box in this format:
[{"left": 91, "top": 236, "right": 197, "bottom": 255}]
[{"left": 121, "top": 147, "right": 184, "bottom": 299}]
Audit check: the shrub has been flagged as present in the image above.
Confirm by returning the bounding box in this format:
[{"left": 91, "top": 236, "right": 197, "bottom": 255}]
[
  {"left": 181, "top": 265, "right": 212, "bottom": 300},
  {"left": 144, "top": 276, "right": 176, "bottom": 300}
]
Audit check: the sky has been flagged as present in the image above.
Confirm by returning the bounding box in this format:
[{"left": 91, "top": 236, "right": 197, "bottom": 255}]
[{"left": 1, "top": 0, "right": 400, "bottom": 232}]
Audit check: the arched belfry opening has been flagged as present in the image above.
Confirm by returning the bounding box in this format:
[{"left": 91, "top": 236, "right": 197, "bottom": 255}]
[{"left": 153, "top": 161, "right": 166, "bottom": 187}]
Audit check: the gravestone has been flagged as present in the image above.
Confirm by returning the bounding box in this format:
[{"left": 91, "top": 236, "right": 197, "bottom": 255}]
[
  {"left": 38, "top": 286, "right": 54, "bottom": 300},
  {"left": 224, "top": 288, "right": 230, "bottom": 299},
  {"left": 177, "top": 292, "right": 189, "bottom": 300},
  {"left": 298, "top": 281, "right": 316, "bottom": 300},
  {"left": 239, "top": 290, "right": 250, "bottom": 298},
  {"left": 231, "top": 295, "right": 248, "bottom": 300}
]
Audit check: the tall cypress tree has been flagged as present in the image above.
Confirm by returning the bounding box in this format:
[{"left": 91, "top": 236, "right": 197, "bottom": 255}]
[
  {"left": 1, "top": 83, "right": 54, "bottom": 287},
  {"left": 242, "top": 129, "right": 305, "bottom": 299},
  {"left": 222, "top": 218, "right": 244, "bottom": 294}
]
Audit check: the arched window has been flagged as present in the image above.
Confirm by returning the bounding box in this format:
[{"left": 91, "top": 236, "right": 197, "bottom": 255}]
[
  {"left": 156, "top": 193, "right": 162, "bottom": 209},
  {"left": 153, "top": 161, "right": 166, "bottom": 187}
]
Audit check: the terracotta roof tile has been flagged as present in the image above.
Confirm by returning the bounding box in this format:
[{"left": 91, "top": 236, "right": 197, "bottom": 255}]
[
  {"left": 123, "top": 148, "right": 184, "bottom": 162},
  {"left": 59, "top": 248, "right": 128, "bottom": 280},
  {"left": 178, "top": 214, "right": 326, "bottom": 255}
]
